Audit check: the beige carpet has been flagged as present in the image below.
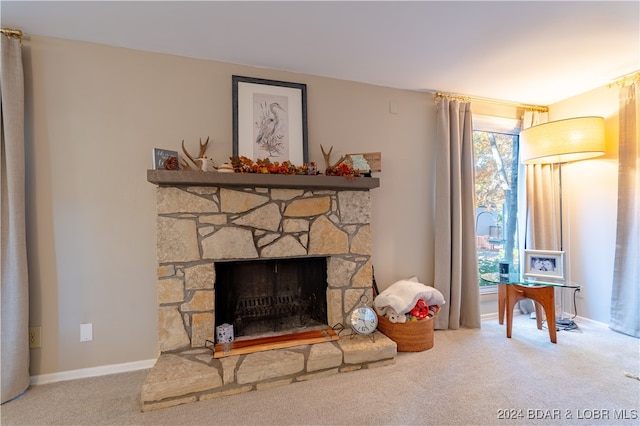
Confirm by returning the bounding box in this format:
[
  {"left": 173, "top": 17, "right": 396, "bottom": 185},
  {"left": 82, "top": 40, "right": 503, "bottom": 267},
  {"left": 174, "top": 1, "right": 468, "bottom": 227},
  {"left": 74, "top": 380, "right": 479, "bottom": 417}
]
[{"left": 2, "top": 316, "right": 639, "bottom": 425}]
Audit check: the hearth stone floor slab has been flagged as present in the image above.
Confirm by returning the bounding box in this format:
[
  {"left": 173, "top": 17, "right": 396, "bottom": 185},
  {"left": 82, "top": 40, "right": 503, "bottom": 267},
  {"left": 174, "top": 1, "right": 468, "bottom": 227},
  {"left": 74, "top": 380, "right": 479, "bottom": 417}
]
[{"left": 141, "top": 332, "right": 396, "bottom": 411}]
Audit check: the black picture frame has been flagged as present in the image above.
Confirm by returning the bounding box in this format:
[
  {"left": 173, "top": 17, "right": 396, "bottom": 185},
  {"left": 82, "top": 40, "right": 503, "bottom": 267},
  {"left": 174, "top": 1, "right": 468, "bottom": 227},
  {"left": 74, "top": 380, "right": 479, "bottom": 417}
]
[{"left": 232, "top": 75, "right": 308, "bottom": 165}]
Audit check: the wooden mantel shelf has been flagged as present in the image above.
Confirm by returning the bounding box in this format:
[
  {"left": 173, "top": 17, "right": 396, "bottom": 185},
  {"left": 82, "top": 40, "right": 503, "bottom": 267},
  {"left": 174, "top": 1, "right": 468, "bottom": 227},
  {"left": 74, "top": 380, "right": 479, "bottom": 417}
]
[{"left": 147, "top": 170, "right": 380, "bottom": 190}]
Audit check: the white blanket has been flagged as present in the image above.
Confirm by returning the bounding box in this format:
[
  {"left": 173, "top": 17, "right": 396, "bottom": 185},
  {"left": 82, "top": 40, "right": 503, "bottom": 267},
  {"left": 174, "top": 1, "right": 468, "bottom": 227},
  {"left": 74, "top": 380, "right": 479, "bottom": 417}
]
[{"left": 374, "top": 279, "right": 446, "bottom": 317}]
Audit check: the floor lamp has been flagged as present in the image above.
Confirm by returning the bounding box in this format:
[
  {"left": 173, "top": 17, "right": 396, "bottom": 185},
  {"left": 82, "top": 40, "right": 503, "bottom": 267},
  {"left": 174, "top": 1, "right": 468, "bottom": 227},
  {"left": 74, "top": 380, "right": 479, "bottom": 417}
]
[{"left": 520, "top": 116, "right": 606, "bottom": 326}]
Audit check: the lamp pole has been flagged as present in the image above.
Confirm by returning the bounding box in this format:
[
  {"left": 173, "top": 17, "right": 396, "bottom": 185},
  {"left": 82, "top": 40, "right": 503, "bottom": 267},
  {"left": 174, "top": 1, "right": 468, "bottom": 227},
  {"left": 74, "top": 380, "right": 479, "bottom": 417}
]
[
  {"left": 558, "top": 163, "right": 564, "bottom": 252},
  {"left": 556, "top": 162, "right": 574, "bottom": 327}
]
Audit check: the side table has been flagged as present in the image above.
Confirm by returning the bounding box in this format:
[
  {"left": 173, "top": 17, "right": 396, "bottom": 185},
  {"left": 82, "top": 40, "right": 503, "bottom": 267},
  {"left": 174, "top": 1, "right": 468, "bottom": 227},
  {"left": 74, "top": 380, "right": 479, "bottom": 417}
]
[{"left": 481, "top": 273, "right": 579, "bottom": 344}]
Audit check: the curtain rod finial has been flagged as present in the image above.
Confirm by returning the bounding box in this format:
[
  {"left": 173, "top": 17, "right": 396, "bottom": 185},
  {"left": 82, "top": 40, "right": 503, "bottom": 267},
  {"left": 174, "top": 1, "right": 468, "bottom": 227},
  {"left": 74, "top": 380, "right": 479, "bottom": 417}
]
[{"left": 1, "top": 28, "right": 24, "bottom": 39}]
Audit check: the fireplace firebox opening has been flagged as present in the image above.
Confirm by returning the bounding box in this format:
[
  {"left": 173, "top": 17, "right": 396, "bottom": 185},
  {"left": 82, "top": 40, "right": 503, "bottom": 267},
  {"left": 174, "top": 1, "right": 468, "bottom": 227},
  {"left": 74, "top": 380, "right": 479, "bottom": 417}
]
[{"left": 214, "top": 257, "right": 328, "bottom": 339}]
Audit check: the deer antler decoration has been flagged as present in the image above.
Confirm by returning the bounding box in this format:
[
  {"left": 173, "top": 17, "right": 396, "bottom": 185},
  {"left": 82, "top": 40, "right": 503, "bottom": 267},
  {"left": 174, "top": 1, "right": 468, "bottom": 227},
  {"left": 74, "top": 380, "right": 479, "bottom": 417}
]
[
  {"left": 180, "top": 137, "right": 210, "bottom": 170},
  {"left": 320, "top": 144, "right": 346, "bottom": 174}
]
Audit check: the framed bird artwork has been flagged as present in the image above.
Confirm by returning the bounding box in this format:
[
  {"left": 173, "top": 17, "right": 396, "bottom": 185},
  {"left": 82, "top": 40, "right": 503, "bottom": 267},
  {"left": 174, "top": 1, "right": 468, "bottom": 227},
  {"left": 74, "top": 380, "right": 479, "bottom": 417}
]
[{"left": 233, "top": 75, "right": 308, "bottom": 165}]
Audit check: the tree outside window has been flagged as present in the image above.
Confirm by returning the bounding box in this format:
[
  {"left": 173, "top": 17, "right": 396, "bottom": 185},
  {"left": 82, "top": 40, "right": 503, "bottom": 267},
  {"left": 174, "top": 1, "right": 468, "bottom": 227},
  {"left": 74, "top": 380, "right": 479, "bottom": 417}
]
[{"left": 474, "top": 130, "right": 520, "bottom": 287}]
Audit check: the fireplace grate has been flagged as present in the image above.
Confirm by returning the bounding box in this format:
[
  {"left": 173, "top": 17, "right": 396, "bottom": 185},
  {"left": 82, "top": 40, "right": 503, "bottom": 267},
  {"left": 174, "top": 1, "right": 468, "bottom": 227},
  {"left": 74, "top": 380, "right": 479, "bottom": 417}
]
[{"left": 235, "top": 294, "right": 310, "bottom": 335}]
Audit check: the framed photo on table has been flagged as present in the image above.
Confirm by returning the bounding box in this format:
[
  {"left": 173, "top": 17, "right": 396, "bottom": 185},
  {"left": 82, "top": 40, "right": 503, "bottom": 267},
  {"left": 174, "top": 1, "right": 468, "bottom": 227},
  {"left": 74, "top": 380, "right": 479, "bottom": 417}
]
[
  {"left": 232, "top": 75, "right": 308, "bottom": 165},
  {"left": 523, "top": 249, "right": 565, "bottom": 281}
]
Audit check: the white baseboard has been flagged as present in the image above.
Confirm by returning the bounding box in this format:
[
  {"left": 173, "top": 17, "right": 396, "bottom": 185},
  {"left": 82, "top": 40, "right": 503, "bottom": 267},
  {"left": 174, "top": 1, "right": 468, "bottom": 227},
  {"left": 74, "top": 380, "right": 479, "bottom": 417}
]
[
  {"left": 481, "top": 309, "right": 522, "bottom": 322},
  {"left": 573, "top": 315, "right": 609, "bottom": 328},
  {"left": 481, "top": 312, "right": 499, "bottom": 321},
  {"left": 30, "top": 358, "right": 157, "bottom": 386},
  {"left": 482, "top": 311, "right": 610, "bottom": 329}
]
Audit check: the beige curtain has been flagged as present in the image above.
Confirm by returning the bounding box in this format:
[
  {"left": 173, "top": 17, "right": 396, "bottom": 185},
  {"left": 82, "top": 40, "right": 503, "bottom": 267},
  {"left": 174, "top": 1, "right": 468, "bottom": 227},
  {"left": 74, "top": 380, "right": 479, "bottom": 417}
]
[
  {"left": 433, "top": 96, "right": 480, "bottom": 330},
  {"left": 610, "top": 83, "right": 639, "bottom": 337},
  {"left": 1, "top": 34, "right": 30, "bottom": 403},
  {"left": 521, "top": 111, "right": 559, "bottom": 251}
]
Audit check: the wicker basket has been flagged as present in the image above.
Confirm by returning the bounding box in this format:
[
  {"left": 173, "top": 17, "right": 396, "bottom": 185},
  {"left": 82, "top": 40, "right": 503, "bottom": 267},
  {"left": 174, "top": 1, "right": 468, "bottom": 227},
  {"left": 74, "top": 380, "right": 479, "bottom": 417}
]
[{"left": 376, "top": 307, "right": 439, "bottom": 352}]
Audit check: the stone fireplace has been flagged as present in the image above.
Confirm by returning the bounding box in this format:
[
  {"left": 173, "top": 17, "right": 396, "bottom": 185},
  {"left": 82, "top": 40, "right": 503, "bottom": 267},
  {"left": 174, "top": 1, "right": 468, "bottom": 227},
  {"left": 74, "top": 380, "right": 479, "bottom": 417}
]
[{"left": 142, "top": 171, "right": 396, "bottom": 411}]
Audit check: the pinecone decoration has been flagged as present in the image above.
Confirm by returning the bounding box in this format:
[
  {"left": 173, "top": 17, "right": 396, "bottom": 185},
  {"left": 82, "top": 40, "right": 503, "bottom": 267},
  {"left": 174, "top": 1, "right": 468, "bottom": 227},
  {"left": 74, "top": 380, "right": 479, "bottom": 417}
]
[{"left": 163, "top": 156, "right": 179, "bottom": 170}]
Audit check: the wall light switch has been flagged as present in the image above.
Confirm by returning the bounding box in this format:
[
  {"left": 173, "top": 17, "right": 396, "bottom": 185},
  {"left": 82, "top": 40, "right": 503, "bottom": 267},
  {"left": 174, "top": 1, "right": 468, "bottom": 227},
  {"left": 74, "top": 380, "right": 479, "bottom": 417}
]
[{"left": 80, "top": 323, "right": 93, "bottom": 342}]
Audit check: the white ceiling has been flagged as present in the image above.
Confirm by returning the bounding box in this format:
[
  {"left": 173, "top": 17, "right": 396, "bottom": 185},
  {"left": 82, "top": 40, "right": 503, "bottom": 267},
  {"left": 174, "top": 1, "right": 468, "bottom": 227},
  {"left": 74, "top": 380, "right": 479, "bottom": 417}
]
[{"left": 2, "top": 1, "right": 639, "bottom": 106}]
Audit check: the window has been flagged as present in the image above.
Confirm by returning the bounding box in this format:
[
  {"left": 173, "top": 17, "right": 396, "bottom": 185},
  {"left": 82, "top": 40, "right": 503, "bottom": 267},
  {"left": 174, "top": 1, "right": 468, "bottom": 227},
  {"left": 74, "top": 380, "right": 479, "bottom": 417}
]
[{"left": 473, "top": 116, "right": 521, "bottom": 292}]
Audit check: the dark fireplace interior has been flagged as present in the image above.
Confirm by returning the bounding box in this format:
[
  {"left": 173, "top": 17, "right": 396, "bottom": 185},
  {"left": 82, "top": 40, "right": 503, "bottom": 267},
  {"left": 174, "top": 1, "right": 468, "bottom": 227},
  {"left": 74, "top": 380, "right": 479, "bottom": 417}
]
[{"left": 215, "top": 257, "right": 328, "bottom": 339}]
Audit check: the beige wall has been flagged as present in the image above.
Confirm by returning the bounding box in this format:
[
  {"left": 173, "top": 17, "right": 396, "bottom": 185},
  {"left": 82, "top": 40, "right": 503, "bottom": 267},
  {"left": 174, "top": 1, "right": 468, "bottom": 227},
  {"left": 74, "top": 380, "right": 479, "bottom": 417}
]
[
  {"left": 549, "top": 85, "right": 621, "bottom": 323},
  {"left": 23, "top": 36, "right": 435, "bottom": 375}
]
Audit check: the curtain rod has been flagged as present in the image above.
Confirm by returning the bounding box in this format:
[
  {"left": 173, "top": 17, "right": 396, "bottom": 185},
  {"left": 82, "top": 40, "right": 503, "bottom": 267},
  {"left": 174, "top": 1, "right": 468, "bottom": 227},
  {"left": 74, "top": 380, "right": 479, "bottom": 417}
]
[
  {"left": 434, "top": 91, "right": 549, "bottom": 113},
  {"left": 1, "top": 28, "right": 23, "bottom": 39},
  {"left": 609, "top": 71, "right": 640, "bottom": 88}
]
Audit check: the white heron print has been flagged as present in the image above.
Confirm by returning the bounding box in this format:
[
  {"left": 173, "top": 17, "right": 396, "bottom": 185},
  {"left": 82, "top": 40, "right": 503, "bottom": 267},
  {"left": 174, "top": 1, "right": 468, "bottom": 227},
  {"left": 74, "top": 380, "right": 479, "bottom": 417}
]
[{"left": 253, "top": 93, "right": 289, "bottom": 160}]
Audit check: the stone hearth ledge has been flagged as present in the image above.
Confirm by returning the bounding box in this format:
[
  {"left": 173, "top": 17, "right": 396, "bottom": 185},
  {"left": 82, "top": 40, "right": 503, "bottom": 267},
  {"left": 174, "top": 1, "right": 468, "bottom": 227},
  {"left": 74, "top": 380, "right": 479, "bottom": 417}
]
[{"left": 141, "top": 332, "right": 396, "bottom": 411}]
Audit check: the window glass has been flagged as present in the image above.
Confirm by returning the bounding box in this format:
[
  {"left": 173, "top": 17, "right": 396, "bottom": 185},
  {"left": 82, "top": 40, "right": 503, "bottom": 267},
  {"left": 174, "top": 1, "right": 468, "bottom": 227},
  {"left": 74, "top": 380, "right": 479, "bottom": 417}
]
[{"left": 474, "top": 128, "right": 520, "bottom": 289}]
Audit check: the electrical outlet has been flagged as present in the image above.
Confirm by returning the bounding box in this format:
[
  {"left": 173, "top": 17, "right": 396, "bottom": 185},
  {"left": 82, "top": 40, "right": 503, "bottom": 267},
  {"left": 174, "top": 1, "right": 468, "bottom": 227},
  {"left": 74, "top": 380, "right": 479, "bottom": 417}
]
[
  {"left": 576, "top": 286, "right": 584, "bottom": 299},
  {"left": 80, "top": 323, "right": 93, "bottom": 342},
  {"left": 29, "top": 327, "right": 41, "bottom": 348}
]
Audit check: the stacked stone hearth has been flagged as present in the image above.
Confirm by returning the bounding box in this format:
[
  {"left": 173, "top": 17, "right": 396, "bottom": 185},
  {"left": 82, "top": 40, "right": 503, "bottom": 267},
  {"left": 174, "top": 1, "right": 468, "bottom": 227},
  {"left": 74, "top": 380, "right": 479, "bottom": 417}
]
[{"left": 142, "top": 175, "right": 396, "bottom": 411}]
